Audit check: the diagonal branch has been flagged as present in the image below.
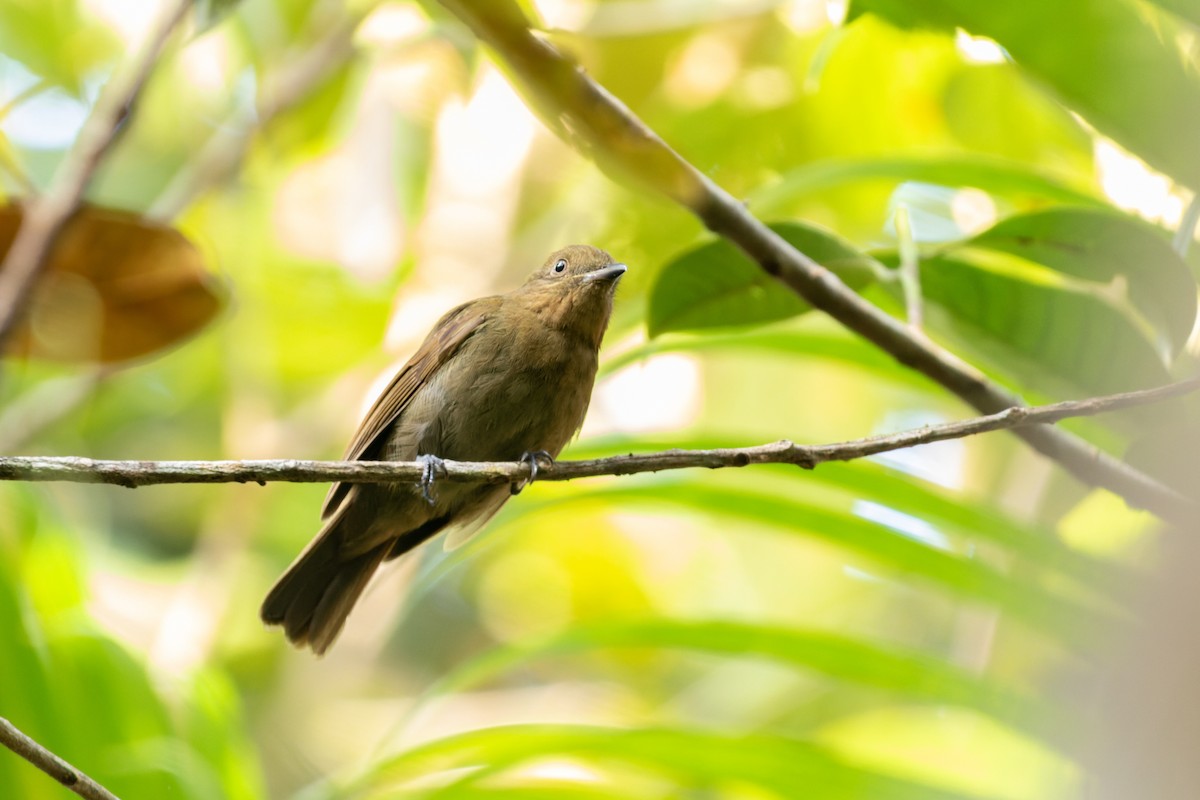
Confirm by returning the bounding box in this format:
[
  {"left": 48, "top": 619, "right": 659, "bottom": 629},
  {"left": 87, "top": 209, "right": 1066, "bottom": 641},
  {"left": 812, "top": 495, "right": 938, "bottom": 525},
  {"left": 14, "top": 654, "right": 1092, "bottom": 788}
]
[
  {"left": 0, "top": 0, "right": 193, "bottom": 348},
  {"left": 433, "top": 0, "right": 1194, "bottom": 526},
  {"left": 0, "top": 717, "right": 118, "bottom": 800},
  {"left": 0, "top": 378, "right": 1193, "bottom": 491}
]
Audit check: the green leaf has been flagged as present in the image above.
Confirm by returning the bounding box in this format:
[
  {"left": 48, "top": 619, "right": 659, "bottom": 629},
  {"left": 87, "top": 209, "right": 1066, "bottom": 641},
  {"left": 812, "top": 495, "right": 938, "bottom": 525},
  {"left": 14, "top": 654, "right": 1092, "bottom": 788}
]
[
  {"left": 497, "top": 483, "right": 1110, "bottom": 647},
  {"left": 848, "top": 0, "right": 1200, "bottom": 189},
  {"left": 433, "top": 619, "right": 1062, "bottom": 741},
  {"left": 399, "top": 787, "right": 637, "bottom": 800},
  {"left": 418, "top": 430, "right": 1126, "bottom": 618},
  {"left": 195, "top": 0, "right": 245, "bottom": 32},
  {"left": 0, "top": 1, "right": 119, "bottom": 93},
  {"left": 751, "top": 155, "right": 1103, "bottom": 216},
  {"left": 0, "top": 548, "right": 61, "bottom": 798},
  {"left": 178, "top": 670, "right": 267, "bottom": 800},
  {"left": 808, "top": 461, "right": 1125, "bottom": 589},
  {"left": 559, "top": 434, "right": 1126, "bottom": 592},
  {"left": 894, "top": 247, "right": 1174, "bottom": 395},
  {"left": 349, "top": 724, "right": 988, "bottom": 800},
  {"left": 42, "top": 634, "right": 192, "bottom": 798},
  {"left": 647, "top": 222, "right": 883, "bottom": 337},
  {"left": 0, "top": 522, "right": 266, "bottom": 800},
  {"left": 847, "top": 0, "right": 954, "bottom": 29},
  {"left": 867, "top": 206, "right": 1195, "bottom": 397},
  {"left": 968, "top": 208, "right": 1197, "bottom": 355},
  {"left": 600, "top": 325, "right": 937, "bottom": 390},
  {"left": 1146, "top": 0, "right": 1200, "bottom": 27}
]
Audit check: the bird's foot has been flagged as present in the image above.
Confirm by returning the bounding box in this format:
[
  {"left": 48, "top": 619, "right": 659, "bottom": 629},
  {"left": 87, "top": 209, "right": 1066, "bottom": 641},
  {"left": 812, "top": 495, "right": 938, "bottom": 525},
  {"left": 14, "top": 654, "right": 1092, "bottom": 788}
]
[
  {"left": 418, "top": 454, "right": 446, "bottom": 505},
  {"left": 511, "top": 450, "right": 554, "bottom": 496}
]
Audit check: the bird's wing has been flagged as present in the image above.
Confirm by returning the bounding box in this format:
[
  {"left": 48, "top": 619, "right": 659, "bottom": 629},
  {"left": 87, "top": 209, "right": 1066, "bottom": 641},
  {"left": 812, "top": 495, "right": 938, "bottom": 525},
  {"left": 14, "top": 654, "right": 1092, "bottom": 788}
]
[{"left": 320, "top": 298, "right": 496, "bottom": 519}]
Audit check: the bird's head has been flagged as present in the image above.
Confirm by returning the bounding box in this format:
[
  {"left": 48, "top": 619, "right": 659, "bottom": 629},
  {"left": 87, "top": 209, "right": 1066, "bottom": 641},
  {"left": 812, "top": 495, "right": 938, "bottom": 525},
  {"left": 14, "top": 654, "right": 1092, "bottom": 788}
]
[{"left": 518, "top": 245, "right": 626, "bottom": 346}]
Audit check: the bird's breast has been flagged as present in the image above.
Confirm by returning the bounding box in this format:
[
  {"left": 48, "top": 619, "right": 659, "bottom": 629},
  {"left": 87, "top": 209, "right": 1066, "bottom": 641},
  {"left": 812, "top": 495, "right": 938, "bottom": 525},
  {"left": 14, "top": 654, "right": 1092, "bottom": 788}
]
[{"left": 408, "top": 313, "right": 599, "bottom": 462}]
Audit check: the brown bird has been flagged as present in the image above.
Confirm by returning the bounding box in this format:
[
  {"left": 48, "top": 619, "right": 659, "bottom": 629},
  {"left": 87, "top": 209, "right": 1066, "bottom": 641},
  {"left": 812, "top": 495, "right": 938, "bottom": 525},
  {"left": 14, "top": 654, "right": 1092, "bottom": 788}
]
[{"left": 261, "top": 245, "right": 626, "bottom": 654}]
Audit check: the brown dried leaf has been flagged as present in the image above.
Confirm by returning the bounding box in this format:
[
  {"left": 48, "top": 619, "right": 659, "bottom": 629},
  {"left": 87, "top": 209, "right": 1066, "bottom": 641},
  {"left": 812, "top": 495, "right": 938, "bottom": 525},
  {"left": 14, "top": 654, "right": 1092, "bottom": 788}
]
[{"left": 0, "top": 203, "right": 224, "bottom": 363}]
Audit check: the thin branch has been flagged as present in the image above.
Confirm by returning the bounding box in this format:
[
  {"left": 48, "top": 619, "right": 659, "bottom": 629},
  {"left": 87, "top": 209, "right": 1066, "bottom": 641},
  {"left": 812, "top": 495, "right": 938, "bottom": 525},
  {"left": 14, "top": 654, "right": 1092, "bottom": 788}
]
[
  {"left": 0, "top": 717, "right": 119, "bottom": 800},
  {"left": 433, "top": 0, "right": 1193, "bottom": 526},
  {"left": 0, "top": 378, "right": 1193, "bottom": 490},
  {"left": 0, "top": 0, "right": 193, "bottom": 348}
]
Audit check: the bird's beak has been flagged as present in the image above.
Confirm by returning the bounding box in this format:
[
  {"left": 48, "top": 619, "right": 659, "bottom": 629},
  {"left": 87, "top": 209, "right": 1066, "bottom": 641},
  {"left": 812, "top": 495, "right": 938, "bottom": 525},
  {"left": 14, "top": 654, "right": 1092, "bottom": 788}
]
[{"left": 585, "top": 263, "right": 627, "bottom": 283}]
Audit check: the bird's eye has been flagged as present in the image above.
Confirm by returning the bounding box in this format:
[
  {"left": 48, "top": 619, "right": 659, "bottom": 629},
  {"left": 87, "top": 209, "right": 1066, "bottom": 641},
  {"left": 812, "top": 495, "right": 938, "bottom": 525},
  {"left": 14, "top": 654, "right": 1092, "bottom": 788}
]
[{"left": 553, "top": 259, "right": 567, "bottom": 273}]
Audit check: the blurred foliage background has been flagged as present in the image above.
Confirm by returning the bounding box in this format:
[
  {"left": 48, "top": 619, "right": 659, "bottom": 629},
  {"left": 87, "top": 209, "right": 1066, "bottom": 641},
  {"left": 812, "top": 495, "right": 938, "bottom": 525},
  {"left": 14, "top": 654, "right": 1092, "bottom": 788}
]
[{"left": 1, "top": 0, "right": 1198, "bottom": 797}]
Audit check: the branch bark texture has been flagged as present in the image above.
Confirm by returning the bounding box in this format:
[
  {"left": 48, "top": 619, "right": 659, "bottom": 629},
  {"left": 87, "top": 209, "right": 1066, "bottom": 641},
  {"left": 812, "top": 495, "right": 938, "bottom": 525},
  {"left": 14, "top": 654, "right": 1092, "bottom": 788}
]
[
  {"left": 0, "top": 717, "right": 119, "bottom": 800},
  {"left": 1, "top": 379, "right": 1193, "bottom": 490},
  {"left": 434, "top": 0, "right": 1193, "bottom": 526},
  {"left": 0, "top": 0, "right": 192, "bottom": 347}
]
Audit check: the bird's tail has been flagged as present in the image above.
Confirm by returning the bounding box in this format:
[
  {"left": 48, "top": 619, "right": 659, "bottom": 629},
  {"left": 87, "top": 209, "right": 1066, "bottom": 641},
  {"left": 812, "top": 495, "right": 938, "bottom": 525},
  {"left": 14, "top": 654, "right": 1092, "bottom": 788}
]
[{"left": 260, "top": 517, "right": 390, "bottom": 656}]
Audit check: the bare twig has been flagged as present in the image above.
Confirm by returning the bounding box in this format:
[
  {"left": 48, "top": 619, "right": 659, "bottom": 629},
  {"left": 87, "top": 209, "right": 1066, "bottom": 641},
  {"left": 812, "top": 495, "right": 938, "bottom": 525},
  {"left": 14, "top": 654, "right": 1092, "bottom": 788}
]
[
  {"left": 433, "top": 0, "right": 1193, "bottom": 526},
  {"left": 0, "top": 0, "right": 193, "bottom": 347},
  {"left": 0, "top": 717, "right": 119, "bottom": 800},
  {"left": 0, "top": 378, "right": 1193, "bottom": 490}
]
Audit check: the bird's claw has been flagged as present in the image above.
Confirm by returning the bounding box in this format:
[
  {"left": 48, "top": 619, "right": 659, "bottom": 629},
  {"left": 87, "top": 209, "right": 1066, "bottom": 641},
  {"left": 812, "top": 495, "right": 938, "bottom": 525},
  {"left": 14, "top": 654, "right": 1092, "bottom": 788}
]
[
  {"left": 511, "top": 450, "right": 554, "bottom": 496},
  {"left": 419, "top": 454, "right": 445, "bottom": 505}
]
